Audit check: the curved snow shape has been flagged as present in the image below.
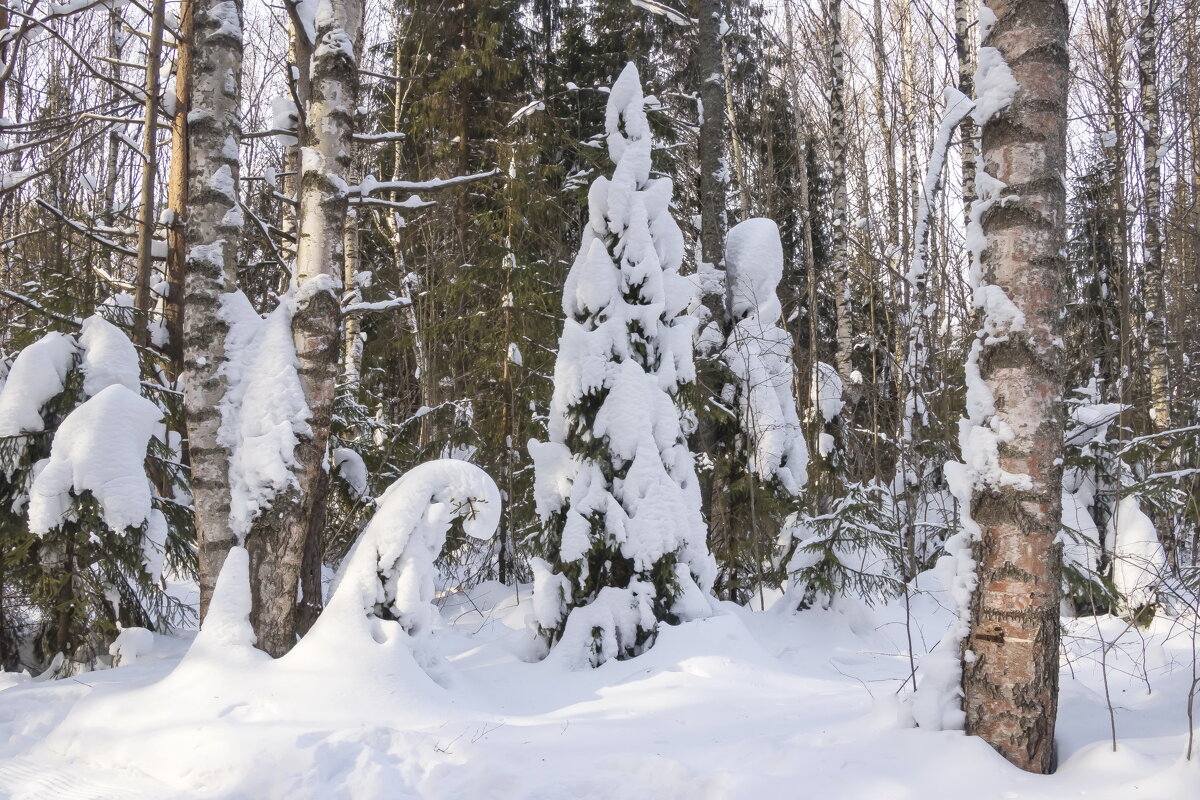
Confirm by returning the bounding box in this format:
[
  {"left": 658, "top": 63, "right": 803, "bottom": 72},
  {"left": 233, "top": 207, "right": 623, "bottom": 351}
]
[
  {"left": 78, "top": 315, "right": 141, "bottom": 398},
  {"left": 0, "top": 331, "right": 76, "bottom": 438},
  {"left": 318, "top": 459, "right": 501, "bottom": 642},
  {"left": 27, "top": 384, "right": 163, "bottom": 535}
]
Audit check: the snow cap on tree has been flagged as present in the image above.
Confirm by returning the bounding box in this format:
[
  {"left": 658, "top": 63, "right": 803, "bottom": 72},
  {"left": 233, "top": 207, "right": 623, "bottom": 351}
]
[
  {"left": 530, "top": 61, "right": 715, "bottom": 668},
  {"left": 722, "top": 219, "right": 809, "bottom": 494}
]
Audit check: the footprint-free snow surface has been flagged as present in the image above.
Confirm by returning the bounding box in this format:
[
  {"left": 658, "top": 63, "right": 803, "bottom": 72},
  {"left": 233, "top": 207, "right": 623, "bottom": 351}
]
[{"left": 0, "top": 581, "right": 1196, "bottom": 799}]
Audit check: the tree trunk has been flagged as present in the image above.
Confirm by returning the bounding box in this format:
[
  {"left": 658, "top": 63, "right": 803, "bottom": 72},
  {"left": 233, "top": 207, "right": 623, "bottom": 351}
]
[
  {"left": 826, "top": 0, "right": 852, "bottom": 384},
  {"left": 955, "top": 0, "right": 977, "bottom": 221},
  {"left": 697, "top": 0, "right": 728, "bottom": 276},
  {"left": 134, "top": 0, "right": 167, "bottom": 344},
  {"left": 248, "top": 0, "right": 362, "bottom": 657},
  {"left": 165, "top": 0, "right": 194, "bottom": 377},
  {"left": 182, "top": 0, "right": 244, "bottom": 620},
  {"left": 1139, "top": 0, "right": 1168, "bottom": 431},
  {"left": 962, "top": 0, "right": 1070, "bottom": 774}
]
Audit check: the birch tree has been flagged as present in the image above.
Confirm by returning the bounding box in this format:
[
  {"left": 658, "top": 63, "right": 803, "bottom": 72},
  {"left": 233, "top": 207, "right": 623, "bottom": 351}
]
[
  {"left": 959, "top": 0, "right": 1070, "bottom": 773},
  {"left": 182, "top": 0, "right": 244, "bottom": 619}
]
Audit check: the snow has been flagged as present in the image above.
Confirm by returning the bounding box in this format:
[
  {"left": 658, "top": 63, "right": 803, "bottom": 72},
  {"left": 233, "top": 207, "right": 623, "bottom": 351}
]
[
  {"left": 972, "top": 46, "right": 1018, "bottom": 126},
  {"left": 0, "top": 331, "right": 76, "bottom": 439},
  {"left": 109, "top": 627, "right": 155, "bottom": 667},
  {"left": 332, "top": 446, "right": 369, "bottom": 500},
  {"left": 812, "top": 361, "right": 844, "bottom": 422},
  {"left": 1, "top": 581, "right": 1197, "bottom": 798},
  {"left": 78, "top": 315, "right": 140, "bottom": 398},
  {"left": 1108, "top": 496, "right": 1167, "bottom": 612},
  {"left": 27, "top": 384, "right": 163, "bottom": 535},
  {"left": 218, "top": 291, "right": 311, "bottom": 540},
  {"left": 722, "top": 219, "right": 808, "bottom": 493}
]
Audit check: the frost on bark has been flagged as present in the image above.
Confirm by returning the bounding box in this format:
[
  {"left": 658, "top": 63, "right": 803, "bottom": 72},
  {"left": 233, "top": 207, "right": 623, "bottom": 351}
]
[
  {"left": 182, "top": 0, "right": 244, "bottom": 619},
  {"left": 960, "top": 0, "right": 1069, "bottom": 774},
  {"left": 243, "top": 0, "right": 362, "bottom": 657}
]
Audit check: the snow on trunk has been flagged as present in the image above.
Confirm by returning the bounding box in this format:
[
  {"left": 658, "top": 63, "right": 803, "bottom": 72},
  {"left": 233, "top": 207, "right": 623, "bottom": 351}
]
[
  {"left": 922, "top": 0, "right": 1070, "bottom": 774},
  {"left": 529, "top": 62, "right": 716, "bottom": 668},
  {"left": 181, "top": 0, "right": 245, "bottom": 620}
]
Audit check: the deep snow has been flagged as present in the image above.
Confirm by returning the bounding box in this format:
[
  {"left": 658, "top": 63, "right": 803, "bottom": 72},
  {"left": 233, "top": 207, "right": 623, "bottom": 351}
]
[{"left": 0, "top": 571, "right": 1197, "bottom": 799}]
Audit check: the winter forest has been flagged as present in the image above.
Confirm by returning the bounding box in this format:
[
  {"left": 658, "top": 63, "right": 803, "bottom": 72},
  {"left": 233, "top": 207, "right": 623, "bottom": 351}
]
[{"left": 0, "top": 0, "right": 1198, "bottom": 795}]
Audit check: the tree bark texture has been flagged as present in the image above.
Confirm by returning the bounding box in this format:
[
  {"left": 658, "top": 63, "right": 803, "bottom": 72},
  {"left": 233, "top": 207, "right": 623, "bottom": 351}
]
[
  {"left": 962, "top": 0, "right": 1069, "bottom": 775},
  {"left": 827, "top": 0, "right": 853, "bottom": 384},
  {"left": 1139, "top": 0, "right": 1169, "bottom": 431},
  {"left": 182, "top": 0, "right": 244, "bottom": 620},
  {"left": 246, "top": 0, "right": 361, "bottom": 657},
  {"left": 165, "top": 0, "right": 194, "bottom": 376},
  {"left": 133, "top": 0, "right": 167, "bottom": 344}
]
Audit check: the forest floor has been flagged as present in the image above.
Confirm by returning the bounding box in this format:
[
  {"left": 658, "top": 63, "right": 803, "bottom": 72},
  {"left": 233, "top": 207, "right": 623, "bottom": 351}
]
[{"left": 0, "top": 575, "right": 1196, "bottom": 799}]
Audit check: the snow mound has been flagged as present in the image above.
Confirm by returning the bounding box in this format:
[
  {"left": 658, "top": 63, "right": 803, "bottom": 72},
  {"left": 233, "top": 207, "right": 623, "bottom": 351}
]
[{"left": 78, "top": 315, "right": 140, "bottom": 398}]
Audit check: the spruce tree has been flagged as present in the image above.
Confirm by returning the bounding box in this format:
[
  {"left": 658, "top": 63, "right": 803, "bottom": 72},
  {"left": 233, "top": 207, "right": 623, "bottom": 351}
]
[{"left": 529, "top": 63, "right": 715, "bottom": 668}]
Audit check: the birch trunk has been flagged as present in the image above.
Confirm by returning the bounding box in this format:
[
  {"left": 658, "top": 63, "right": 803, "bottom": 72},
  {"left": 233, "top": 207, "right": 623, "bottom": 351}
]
[
  {"left": 182, "top": 0, "right": 244, "bottom": 619},
  {"left": 826, "top": 0, "right": 853, "bottom": 384},
  {"left": 1139, "top": 0, "right": 1168, "bottom": 430},
  {"left": 961, "top": 0, "right": 1069, "bottom": 774},
  {"left": 246, "top": 0, "right": 362, "bottom": 656},
  {"left": 955, "top": 0, "right": 977, "bottom": 220}
]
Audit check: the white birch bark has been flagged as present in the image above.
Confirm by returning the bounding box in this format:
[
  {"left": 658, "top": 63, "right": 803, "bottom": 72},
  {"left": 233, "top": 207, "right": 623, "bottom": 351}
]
[{"left": 182, "top": 0, "right": 244, "bottom": 619}]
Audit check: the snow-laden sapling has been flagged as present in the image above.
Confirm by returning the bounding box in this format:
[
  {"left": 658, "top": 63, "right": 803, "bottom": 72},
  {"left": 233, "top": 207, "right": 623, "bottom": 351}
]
[
  {"left": 306, "top": 459, "right": 499, "bottom": 650},
  {"left": 0, "top": 316, "right": 192, "bottom": 674},
  {"left": 528, "top": 62, "right": 716, "bottom": 668}
]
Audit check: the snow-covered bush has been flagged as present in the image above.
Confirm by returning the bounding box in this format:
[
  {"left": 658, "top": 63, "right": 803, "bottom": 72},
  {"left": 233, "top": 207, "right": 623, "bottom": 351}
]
[
  {"left": 528, "top": 62, "right": 716, "bottom": 667},
  {"left": 0, "top": 315, "right": 192, "bottom": 675},
  {"left": 305, "top": 459, "right": 499, "bottom": 650}
]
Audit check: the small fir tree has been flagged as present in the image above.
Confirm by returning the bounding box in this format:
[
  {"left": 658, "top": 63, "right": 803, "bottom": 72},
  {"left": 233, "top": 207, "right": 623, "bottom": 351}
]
[{"left": 528, "top": 62, "right": 715, "bottom": 668}]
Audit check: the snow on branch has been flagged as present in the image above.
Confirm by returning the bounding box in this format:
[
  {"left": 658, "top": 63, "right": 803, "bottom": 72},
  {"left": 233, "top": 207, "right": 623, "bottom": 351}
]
[
  {"left": 351, "top": 168, "right": 502, "bottom": 197},
  {"left": 630, "top": 0, "right": 694, "bottom": 26}
]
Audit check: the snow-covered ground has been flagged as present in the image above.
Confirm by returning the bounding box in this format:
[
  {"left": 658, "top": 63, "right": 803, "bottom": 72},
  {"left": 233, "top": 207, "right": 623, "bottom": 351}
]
[{"left": 0, "top": 578, "right": 1196, "bottom": 799}]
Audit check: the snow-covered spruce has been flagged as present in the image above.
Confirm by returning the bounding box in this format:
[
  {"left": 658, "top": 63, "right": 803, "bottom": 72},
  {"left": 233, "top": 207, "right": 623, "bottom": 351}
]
[
  {"left": 529, "top": 62, "right": 716, "bottom": 668},
  {"left": 721, "top": 218, "right": 808, "bottom": 495}
]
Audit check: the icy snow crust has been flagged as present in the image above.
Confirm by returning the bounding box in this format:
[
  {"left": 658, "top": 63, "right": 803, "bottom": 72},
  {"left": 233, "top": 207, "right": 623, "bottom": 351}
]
[{"left": 1, "top": 577, "right": 1196, "bottom": 798}]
